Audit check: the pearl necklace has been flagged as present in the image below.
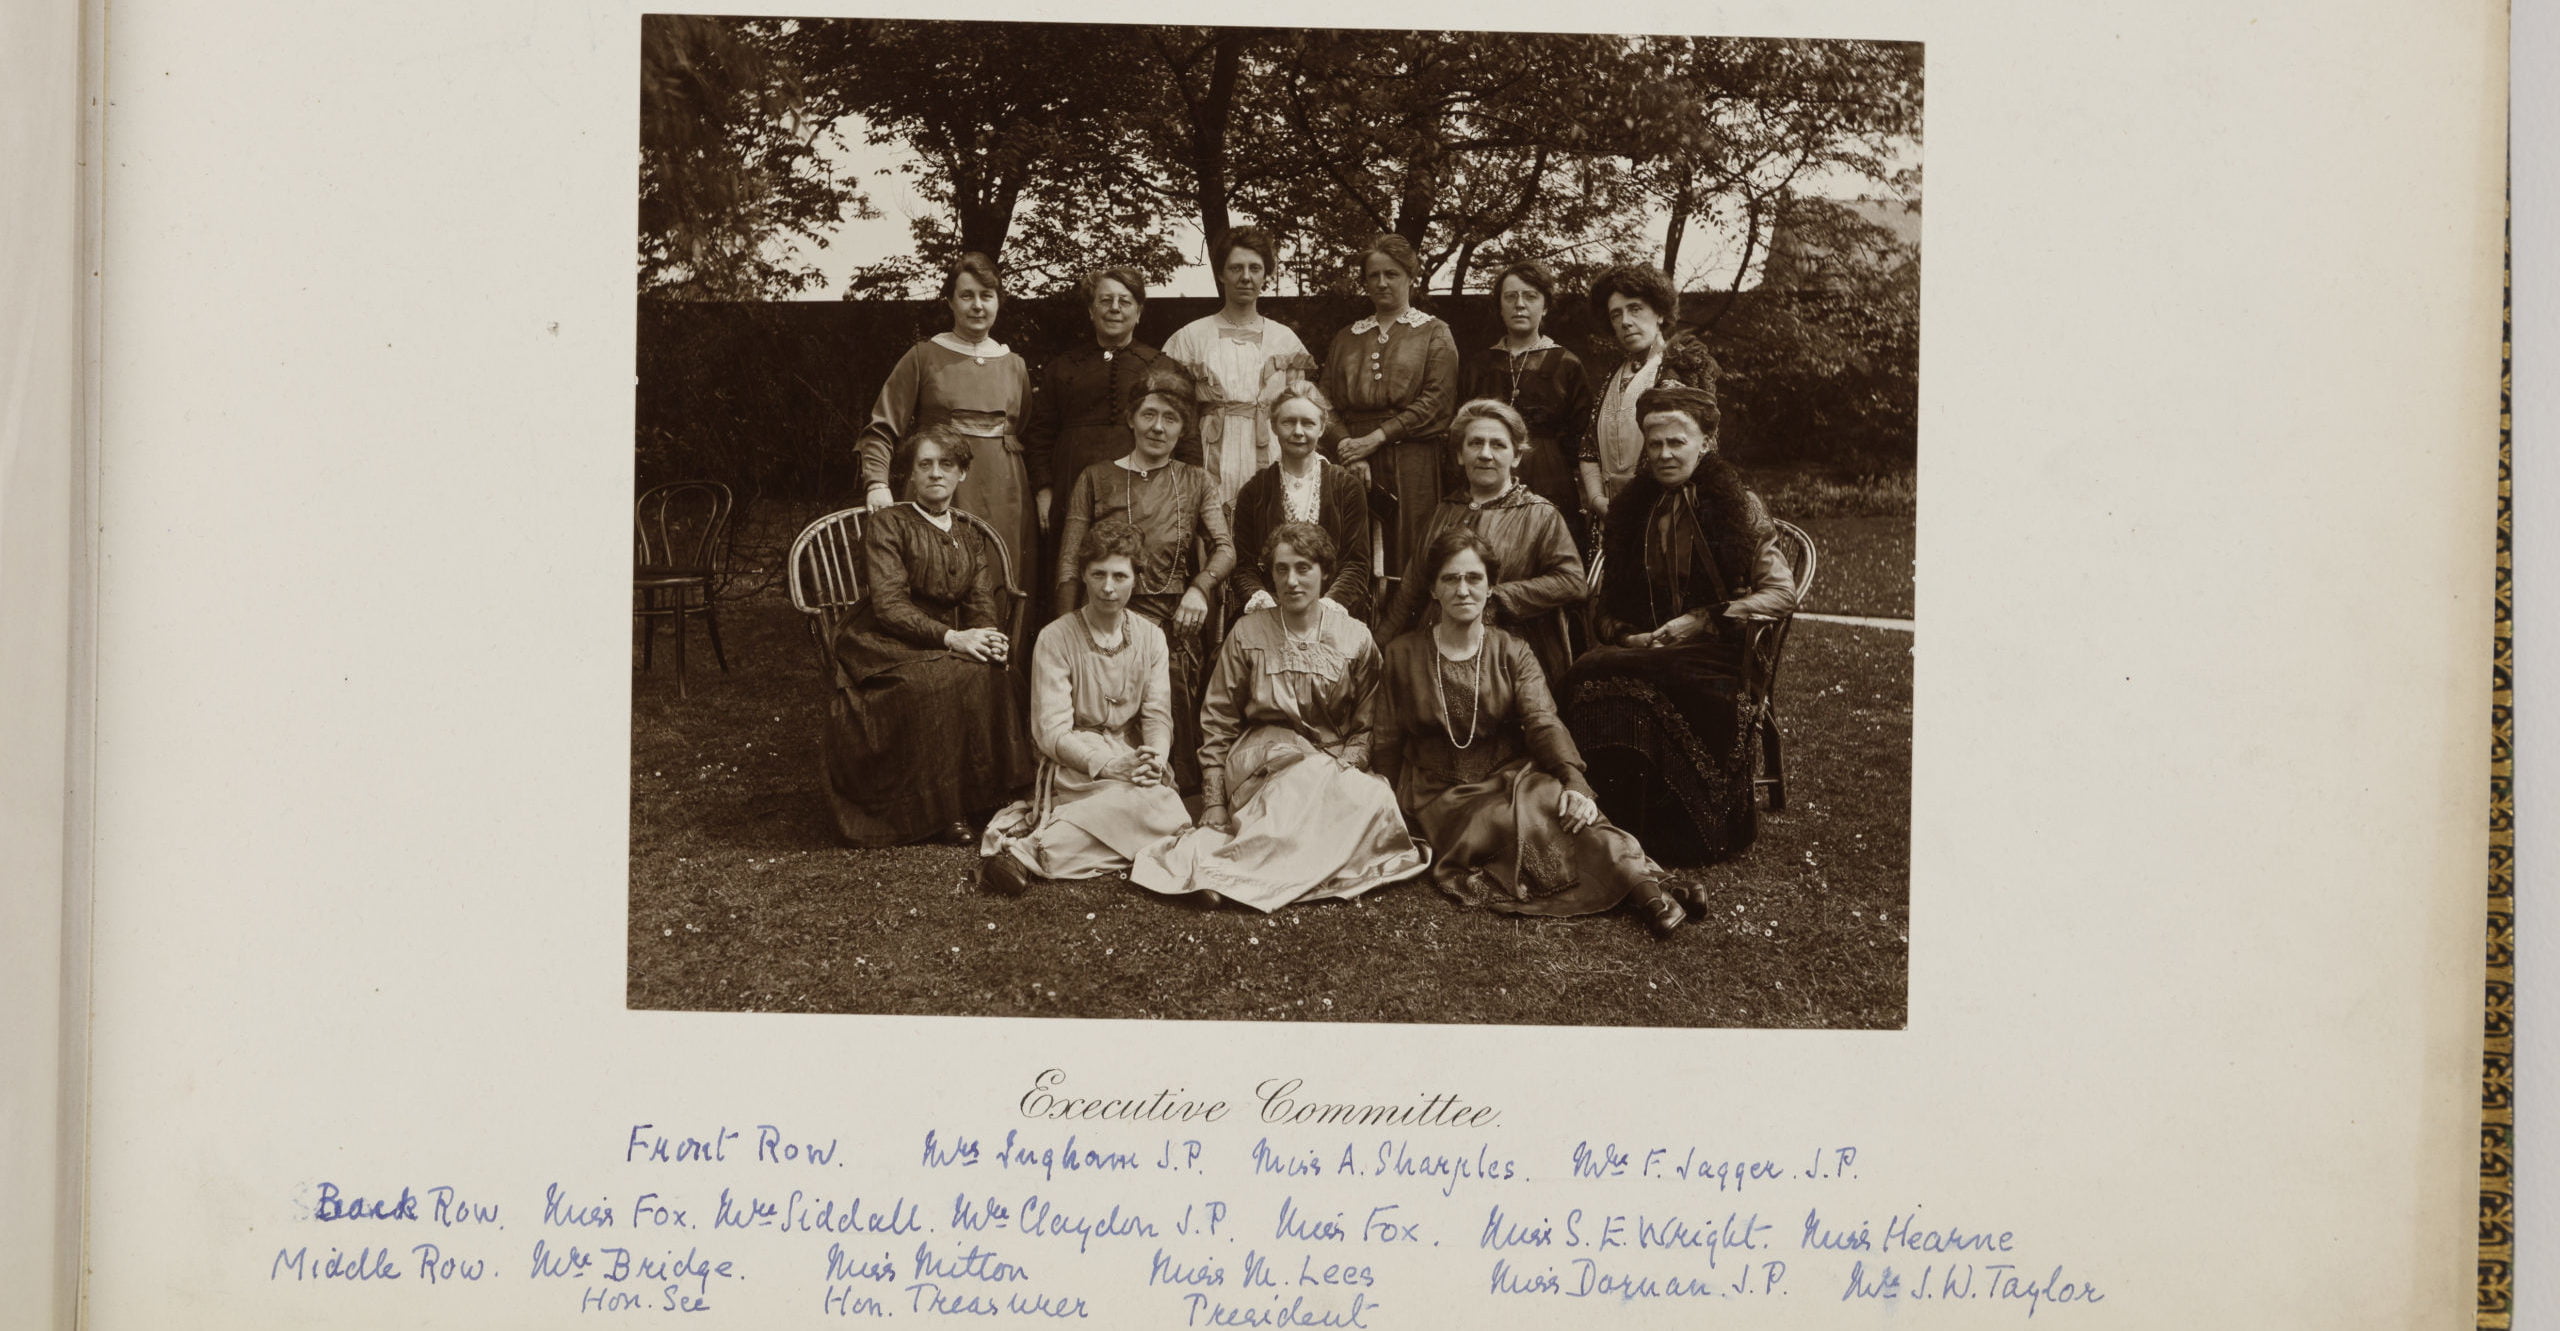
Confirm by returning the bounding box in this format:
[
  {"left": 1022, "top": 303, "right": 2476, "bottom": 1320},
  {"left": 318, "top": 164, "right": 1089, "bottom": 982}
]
[{"left": 1432, "top": 630, "right": 1485, "bottom": 749}]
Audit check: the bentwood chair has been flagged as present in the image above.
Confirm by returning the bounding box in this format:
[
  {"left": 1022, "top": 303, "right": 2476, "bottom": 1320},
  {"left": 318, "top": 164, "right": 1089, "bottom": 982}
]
[
  {"left": 786, "top": 507, "right": 867, "bottom": 674},
  {"left": 790, "top": 506, "right": 1029, "bottom": 677},
  {"left": 633, "top": 481, "right": 734, "bottom": 698},
  {"left": 1740, "top": 519, "right": 1819, "bottom": 812}
]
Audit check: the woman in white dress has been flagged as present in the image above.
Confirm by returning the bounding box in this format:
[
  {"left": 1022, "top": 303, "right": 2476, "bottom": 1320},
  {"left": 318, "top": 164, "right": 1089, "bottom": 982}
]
[
  {"left": 1161, "top": 225, "right": 1318, "bottom": 514},
  {"left": 979, "top": 517, "right": 1193, "bottom": 894}
]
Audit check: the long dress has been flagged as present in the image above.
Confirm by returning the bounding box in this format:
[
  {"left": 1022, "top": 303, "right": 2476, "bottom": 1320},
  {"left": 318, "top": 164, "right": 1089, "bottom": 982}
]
[
  {"left": 1022, "top": 338, "right": 1197, "bottom": 563},
  {"left": 1050, "top": 456, "right": 1237, "bottom": 795},
  {"left": 821, "top": 504, "right": 1035, "bottom": 846},
  {"left": 1226, "top": 457, "right": 1374, "bottom": 624},
  {"left": 982, "top": 611, "right": 1192, "bottom": 879},
  {"left": 856, "top": 335, "right": 1039, "bottom": 601},
  {"left": 1131, "top": 604, "right": 1429, "bottom": 910},
  {"left": 1374, "top": 483, "right": 1586, "bottom": 686},
  {"left": 1459, "top": 338, "right": 1594, "bottom": 550},
  {"left": 1161, "top": 313, "right": 1317, "bottom": 513},
  {"left": 1375, "top": 627, "right": 1666, "bottom": 917},
  {"left": 1560, "top": 462, "right": 1796, "bottom": 866},
  {"left": 1319, "top": 307, "right": 1459, "bottom": 577}
]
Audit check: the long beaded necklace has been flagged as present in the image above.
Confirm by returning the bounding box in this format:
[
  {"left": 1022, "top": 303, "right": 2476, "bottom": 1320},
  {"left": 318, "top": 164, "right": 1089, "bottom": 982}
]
[{"left": 1432, "top": 627, "right": 1485, "bottom": 749}]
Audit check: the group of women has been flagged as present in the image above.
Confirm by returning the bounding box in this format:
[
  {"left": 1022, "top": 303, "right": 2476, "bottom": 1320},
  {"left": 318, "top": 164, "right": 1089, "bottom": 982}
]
[{"left": 824, "top": 231, "right": 1797, "bottom": 938}]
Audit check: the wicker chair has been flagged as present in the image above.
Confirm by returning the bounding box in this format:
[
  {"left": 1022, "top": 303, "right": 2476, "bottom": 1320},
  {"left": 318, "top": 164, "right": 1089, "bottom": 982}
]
[{"left": 633, "top": 481, "right": 733, "bottom": 697}]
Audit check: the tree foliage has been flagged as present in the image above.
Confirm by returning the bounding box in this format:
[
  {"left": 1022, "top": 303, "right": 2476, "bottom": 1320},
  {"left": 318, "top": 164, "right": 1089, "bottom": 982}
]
[{"left": 638, "top": 16, "right": 860, "bottom": 299}]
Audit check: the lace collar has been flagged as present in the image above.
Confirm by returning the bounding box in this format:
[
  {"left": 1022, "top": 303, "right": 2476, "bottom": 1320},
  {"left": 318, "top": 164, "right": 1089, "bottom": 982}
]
[
  {"left": 1348, "top": 307, "right": 1435, "bottom": 335},
  {"left": 931, "top": 332, "right": 1012, "bottom": 360}
]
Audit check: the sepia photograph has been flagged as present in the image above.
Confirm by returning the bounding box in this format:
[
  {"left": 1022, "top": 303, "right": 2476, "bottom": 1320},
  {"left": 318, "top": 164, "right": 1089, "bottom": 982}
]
[{"left": 627, "top": 16, "right": 1920, "bottom": 1027}]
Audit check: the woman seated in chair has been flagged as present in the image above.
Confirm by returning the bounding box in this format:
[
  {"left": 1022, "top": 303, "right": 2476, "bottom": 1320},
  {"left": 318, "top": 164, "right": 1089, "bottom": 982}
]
[
  {"left": 822, "top": 425, "right": 1035, "bottom": 847},
  {"left": 1130, "top": 522, "right": 1429, "bottom": 910},
  {"left": 1051, "top": 365, "right": 1237, "bottom": 795},
  {"left": 1376, "top": 528, "right": 1686, "bottom": 937},
  {"left": 1559, "top": 382, "right": 1796, "bottom": 869},
  {"left": 1374, "top": 398, "right": 1585, "bottom": 684},
  {"left": 979, "top": 518, "right": 1192, "bottom": 894},
  {"left": 1227, "top": 383, "right": 1373, "bottom": 626}
]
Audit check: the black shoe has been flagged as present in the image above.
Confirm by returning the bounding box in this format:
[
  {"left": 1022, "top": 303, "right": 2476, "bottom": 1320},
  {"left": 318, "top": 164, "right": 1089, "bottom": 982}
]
[
  {"left": 979, "top": 852, "right": 1033, "bottom": 897},
  {"left": 1663, "top": 877, "right": 1708, "bottom": 913},
  {"left": 942, "top": 821, "right": 976, "bottom": 846},
  {"left": 1637, "top": 894, "right": 1687, "bottom": 938}
]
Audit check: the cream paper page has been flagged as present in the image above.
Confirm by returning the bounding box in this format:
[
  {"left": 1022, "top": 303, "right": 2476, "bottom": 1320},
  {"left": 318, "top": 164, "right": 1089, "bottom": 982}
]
[{"left": 82, "top": 0, "right": 2501, "bottom": 1326}]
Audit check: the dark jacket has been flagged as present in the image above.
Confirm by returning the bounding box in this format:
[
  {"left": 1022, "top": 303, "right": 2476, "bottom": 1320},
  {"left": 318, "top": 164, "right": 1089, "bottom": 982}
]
[{"left": 1227, "top": 458, "right": 1375, "bottom": 621}]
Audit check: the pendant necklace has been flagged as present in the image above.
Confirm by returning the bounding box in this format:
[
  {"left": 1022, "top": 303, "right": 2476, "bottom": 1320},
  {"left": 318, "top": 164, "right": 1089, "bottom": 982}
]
[{"left": 1433, "top": 629, "right": 1485, "bottom": 749}]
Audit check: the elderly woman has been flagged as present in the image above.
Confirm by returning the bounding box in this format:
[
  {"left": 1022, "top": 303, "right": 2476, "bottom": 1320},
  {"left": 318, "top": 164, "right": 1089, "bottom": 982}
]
[
  {"left": 1163, "top": 226, "right": 1318, "bottom": 512},
  {"left": 1576, "top": 263, "right": 1715, "bottom": 521},
  {"left": 1375, "top": 398, "right": 1584, "bottom": 684},
  {"left": 1376, "top": 528, "right": 1683, "bottom": 936},
  {"left": 823, "top": 426, "right": 1036, "bottom": 847},
  {"left": 857, "top": 251, "right": 1037, "bottom": 610},
  {"left": 1051, "top": 365, "right": 1237, "bottom": 795},
  {"left": 1131, "top": 521, "right": 1429, "bottom": 909},
  {"left": 1561, "top": 382, "right": 1796, "bottom": 870},
  {"left": 1459, "top": 260, "right": 1595, "bottom": 551},
  {"left": 1023, "top": 267, "right": 1196, "bottom": 561},
  {"left": 1227, "top": 383, "right": 1373, "bottom": 625},
  {"left": 1320, "top": 233, "right": 1460, "bottom": 579},
  {"left": 979, "top": 518, "right": 1192, "bottom": 895}
]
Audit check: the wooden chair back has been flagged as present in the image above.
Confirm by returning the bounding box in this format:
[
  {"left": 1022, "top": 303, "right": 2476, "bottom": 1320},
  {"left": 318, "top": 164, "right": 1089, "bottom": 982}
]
[
  {"left": 787, "top": 507, "right": 867, "bottom": 672},
  {"left": 635, "top": 481, "right": 734, "bottom": 582}
]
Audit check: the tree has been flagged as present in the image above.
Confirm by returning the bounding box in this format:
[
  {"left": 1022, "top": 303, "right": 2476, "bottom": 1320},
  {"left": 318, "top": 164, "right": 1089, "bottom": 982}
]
[
  {"left": 1617, "top": 38, "right": 1922, "bottom": 318},
  {"left": 1233, "top": 30, "right": 1649, "bottom": 293},
  {"left": 638, "top": 16, "right": 859, "bottom": 299},
  {"left": 787, "top": 20, "right": 1180, "bottom": 293}
]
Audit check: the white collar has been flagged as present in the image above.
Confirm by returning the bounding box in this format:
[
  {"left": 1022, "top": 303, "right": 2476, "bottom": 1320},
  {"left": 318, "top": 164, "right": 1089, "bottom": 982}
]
[
  {"left": 906, "top": 502, "right": 956, "bottom": 530},
  {"left": 1114, "top": 453, "right": 1175, "bottom": 475},
  {"left": 1349, "top": 307, "right": 1433, "bottom": 335},
  {"left": 932, "top": 332, "right": 1010, "bottom": 359},
  {"left": 1491, "top": 334, "right": 1559, "bottom": 354}
]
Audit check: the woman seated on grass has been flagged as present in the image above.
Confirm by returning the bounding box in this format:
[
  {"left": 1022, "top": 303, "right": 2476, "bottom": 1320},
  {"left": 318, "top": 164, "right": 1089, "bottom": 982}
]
[
  {"left": 979, "top": 518, "right": 1191, "bottom": 894},
  {"left": 822, "top": 424, "right": 1034, "bottom": 847},
  {"left": 1375, "top": 527, "right": 1686, "bottom": 937},
  {"left": 1561, "top": 382, "right": 1796, "bottom": 870},
  {"left": 1130, "top": 521, "right": 1428, "bottom": 910}
]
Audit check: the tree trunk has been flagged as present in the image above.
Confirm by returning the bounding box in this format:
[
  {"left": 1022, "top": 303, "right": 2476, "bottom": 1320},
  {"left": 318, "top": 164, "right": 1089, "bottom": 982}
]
[
  {"left": 1660, "top": 166, "right": 1694, "bottom": 282},
  {"left": 1449, "top": 237, "right": 1478, "bottom": 296},
  {"left": 1188, "top": 30, "right": 1242, "bottom": 243}
]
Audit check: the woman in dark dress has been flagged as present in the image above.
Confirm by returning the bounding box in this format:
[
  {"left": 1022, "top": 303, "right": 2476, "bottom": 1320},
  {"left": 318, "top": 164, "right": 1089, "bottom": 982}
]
[
  {"left": 1458, "top": 260, "right": 1595, "bottom": 552},
  {"left": 1022, "top": 267, "right": 1194, "bottom": 566},
  {"left": 1320, "top": 233, "right": 1459, "bottom": 581},
  {"left": 1227, "top": 383, "right": 1373, "bottom": 625},
  {"left": 1560, "top": 382, "right": 1796, "bottom": 870},
  {"left": 1375, "top": 527, "right": 1684, "bottom": 937},
  {"left": 822, "top": 426, "right": 1036, "bottom": 846},
  {"left": 857, "top": 251, "right": 1037, "bottom": 637},
  {"left": 1374, "top": 399, "right": 1585, "bottom": 685},
  {"left": 1051, "top": 366, "right": 1237, "bottom": 795}
]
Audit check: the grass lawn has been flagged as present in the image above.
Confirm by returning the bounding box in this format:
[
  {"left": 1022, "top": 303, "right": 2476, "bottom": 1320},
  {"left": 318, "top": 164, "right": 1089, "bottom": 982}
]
[{"left": 628, "top": 514, "right": 1911, "bottom": 1028}]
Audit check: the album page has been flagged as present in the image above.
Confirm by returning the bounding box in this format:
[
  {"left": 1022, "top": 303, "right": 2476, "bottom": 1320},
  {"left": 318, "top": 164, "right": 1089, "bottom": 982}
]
[{"left": 73, "top": 0, "right": 2503, "bottom": 1326}]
